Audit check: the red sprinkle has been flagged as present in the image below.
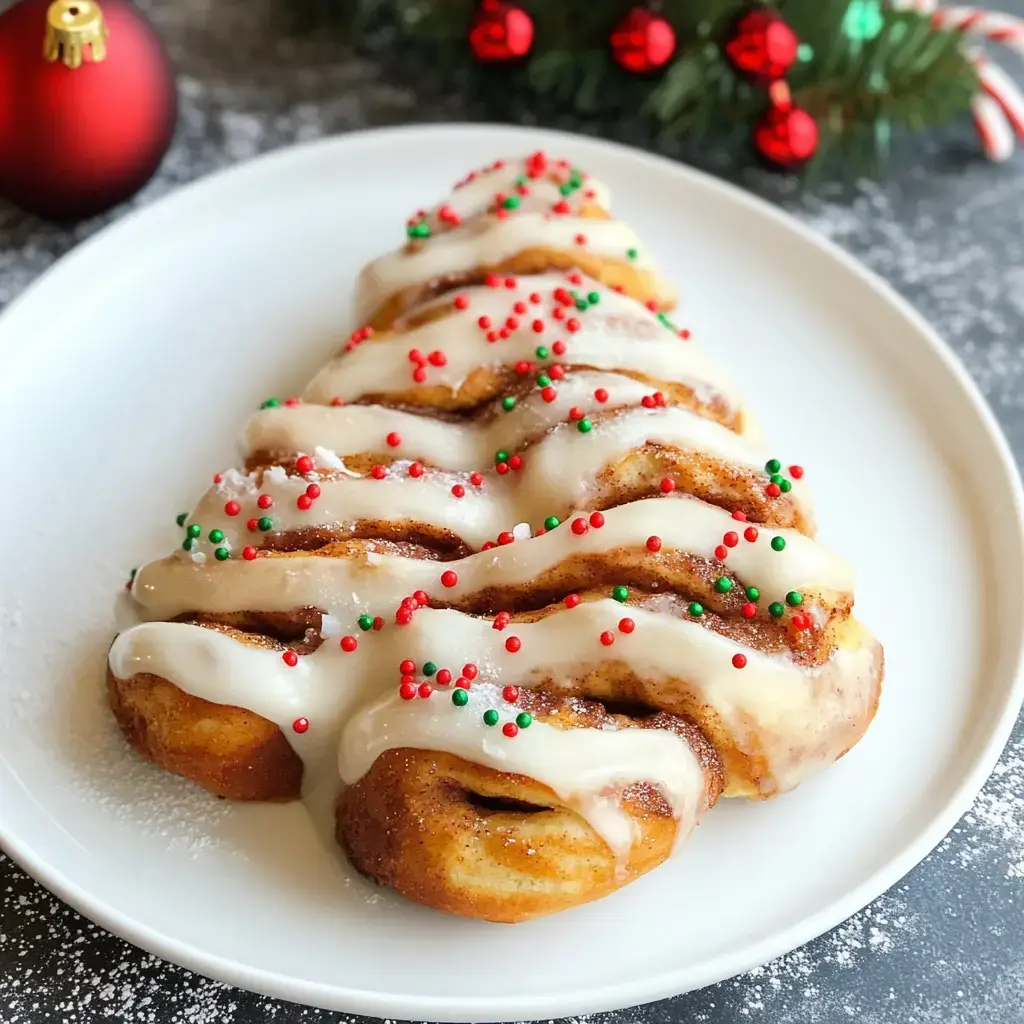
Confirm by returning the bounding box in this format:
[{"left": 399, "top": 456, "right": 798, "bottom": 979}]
[
  {"left": 732, "top": 653, "right": 748, "bottom": 669},
  {"left": 646, "top": 535, "right": 662, "bottom": 552},
  {"left": 386, "top": 432, "right": 402, "bottom": 448},
  {"left": 565, "top": 593, "right": 581, "bottom": 608},
  {"left": 552, "top": 307, "right": 566, "bottom": 321},
  {"left": 330, "top": 396, "right": 345, "bottom": 406},
  {"left": 552, "top": 341, "right": 566, "bottom": 356},
  {"left": 792, "top": 613, "right": 810, "bottom": 631},
  {"left": 496, "top": 462, "right": 510, "bottom": 475},
  {"left": 246, "top": 518, "right": 259, "bottom": 532},
  {"left": 514, "top": 301, "right": 528, "bottom": 315},
  {"left": 723, "top": 532, "right": 739, "bottom": 548},
  {"left": 766, "top": 482, "right": 782, "bottom": 498},
  {"left": 283, "top": 397, "right": 300, "bottom": 408},
  {"left": 242, "top": 546, "right": 257, "bottom": 560},
  {"left": 428, "top": 350, "right": 447, "bottom": 367},
  {"left": 492, "top": 611, "right": 510, "bottom": 630},
  {"left": 399, "top": 682, "right": 416, "bottom": 700},
  {"left": 418, "top": 682, "right": 433, "bottom": 699},
  {"left": 571, "top": 517, "right": 589, "bottom": 536},
  {"left": 436, "top": 669, "right": 453, "bottom": 685},
  {"left": 485, "top": 273, "right": 501, "bottom": 288},
  {"left": 502, "top": 685, "right": 519, "bottom": 702},
  {"left": 409, "top": 462, "right": 424, "bottom": 478},
  {"left": 455, "top": 677, "right": 470, "bottom": 689},
  {"left": 506, "top": 317, "right": 520, "bottom": 331},
  {"left": 589, "top": 512, "right": 605, "bottom": 528},
  {"left": 454, "top": 295, "right": 470, "bottom": 310},
  {"left": 463, "top": 662, "right": 479, "bottom": 680},
  {"left": 732, "top": 510, "right": 747, "bottom": 522},
  {"left": 469, "top": 472, "right": 484, "bottom": 486},
  {"left": 600, "top": 630, "right": 615, "bottom": 646},
  {"left": 414, "top": 590, "right": 429, "bottom": 606},
  {"left": 412, "top": 368, "right": 427, "bottom": 383},
  {"left": 532, "top": 319, "right": 545, "bottom": 333},
  {"left": 504, "top": 277, "right": 517, "bottom": 289},
  {"left": 502, "top": 722, "right": 519, "bottom": 738},
  {"left": 306, "top": 483, "right": 321, "bottom": 499},
  {"left": 441, "top": 570, "right": 459, "bottom": 588},
  {"left": 574, "top": 233, "right": 587, "bottom": 245},
  {"left": 371, "top": 465, "right": 387, "bottom": 480},
  {"left": 296, "top": 494, "right": 312, "bottom": 511},
  {"left": 679, "top": 328, "right": 691, "bottom": 340},
  {"left": 257, "top": 494, "right": 273, "bottom": 510},
  {"left": 340, "top": 636, "right": 357, "bottom": 652},
  {"left": 541, "top": 386, "right": 557, "bottom": 402},
  {"left": 529, "top": 292, "right": 542, "bottom": 304},
  {"left": 744, "top": 526, "right": 759, "bottom": 542},
  {"left": 641, "top": 395, "right": 655, "bottom": 409},
  {"left": 515, "top": 360, "right": 533, "bottom": 375},
  {"left": 660, "top": 478, "right": 675, "bottom": 494},
  {"left": 408, "top": 348, "right": 424, "bottom": 364},
  {"left": 292, "top": 717, "right": 310, "bottom": 733},
  {"left": 498, "top": 531, "right": 515, "bottom": 545},
  {"left": 296, "top": 455, "right": 314, "bottom": 474},
  {"left": 505, "top": 636, "right": 521, "bottom": 653},
  {"left": 568, "top": 406, "right": 584, "bottom": 421},
  {"left": 400, "top": 661, "right": 416, "bottom": 678},
  {"left": 618, "top": 618, "right": 635, "bottom": 634},
  {"left": 213, "top": 473, "right": 223, "bottom": 484},
  {"left": 789, "top": 465, "right": 804, "bottom": 479},
  {"left": 282, "top": 650, "right": 299, "bottom": 667},
  {"left": 715, "top": 545, "right": 729, "bottom": 560},
  {"left": 741, "top": 602, "right": 757, "bottom": 619},
  {"left": 451, "top": 484, "right": 466, "bottom": 498},
  {"left": 224, "top": 500, "right": 241, "bottom": 516},
  {"left": 653, "top": 391, "right": 665, "bottom": 406},
  {"left": 566, "top": 318, "right": 581, "bottom": 333},
  {"left": 594, "top": 388, "right": 609, "bottom": 402},
  {"left": 508, "top": 454, "right": 523, "bottom": 470}
]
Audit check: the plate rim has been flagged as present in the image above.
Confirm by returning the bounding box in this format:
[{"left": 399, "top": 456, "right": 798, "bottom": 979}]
[{"left": 1, "top": 121, "right": 1022, "bottom": 1021}]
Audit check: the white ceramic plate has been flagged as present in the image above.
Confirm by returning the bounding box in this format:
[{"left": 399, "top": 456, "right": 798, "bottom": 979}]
[{"left": 1, "top": 125, "right": 1022, "bottom": 1022}]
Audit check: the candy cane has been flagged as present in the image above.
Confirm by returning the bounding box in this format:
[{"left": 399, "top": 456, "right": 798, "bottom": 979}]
[
  {"left": 971, "top": 89, "right": 1016, "bottom": 160},
  {"left": 930, "top": 6, "right": 1024, "bottom": 58}
]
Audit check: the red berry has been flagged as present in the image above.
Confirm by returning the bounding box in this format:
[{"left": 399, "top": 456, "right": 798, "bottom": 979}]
[
  {"left": 660, "top": 478, "right": 675, "bottom": 494},
  {"left": 296, "top": 494, "right": 312, "bottom": 511},
  {"left": 451, "top": 484, "right": 466, "bottom": 498},
  {"left": 766, "top": 483, "right": 782, "bottom": 498},
  {"left": 428, "top": 350, "right": 447, "bottom": 366},
  {"left": 715, "top": 545, "right": 728, "bottom": 560},
  {"left": 224, "top": 500, "right": 240, "bottom": 516},
  {"left": 463, "top": 662, "right": 479, "bottom": 680},
  {"left": 594, "top": 388, "right": 609, "bottom": 403},
  {"left": 505, "top": 636, "right": 521, "bottom": 653},
  {"left": 600, "top": 630, "right": 615, "bottom": 646},
  {"left": 386, "top": 432, "right": 402, "bottom": 447},
  {"left": 732, "top": 654, "right": 748, "bottom": 669},
  {"left": 242, "top": 546, "right": 257, "bottom": 560},
  {"left": 340, "top": 636, "right": 357, "bottom": 652},
  {"left": 565, "top": 593, "right": 581, "bottom": 608},
  {"left": 257, "top": 494, "right": 273, "bottom": 510},
  {"left": 723, "top": 532, "right": 739, "bottom": 548},
  {"left": 400, "top": 660, "right": 416, "bottom": 675},
  {"left": 292, "top": 717, "right": 309, "bottom": 733},
  {"left": 789, "top": 465, "right": 804, "bottom": 479},
  {"left": 571, "top": 517, "right": 589, "bottom": 536},
  {"left": 744, "top": 526, "right": 759, "bottom": 542},
  {"left": 618, "top": 618, "right": 635, "bottom": 634},
  {"left": 646, "top": 535, "right": 662, "bottom": 553},
  {"left": 502, "top": 722, "right": 519, "bottom": 738},
  {"left": 418, "top": 683, "right": 433, "bottom": 699},
  {"left": 296, "top": 455, "right": 314, "bottom": 474},
  {"left": 409, "top": 462, "right": 424, "bottom": 478},
  {"left": 436, "top": 669, "right": 453, "bottom": 685},
  {"left": 742, "top": 603, "right": 757, "bottom": 619},
  {"left": 502, "top": 685, "right": 519, "bottom": 702},
  {"left": 441, "top": 570, "right": 459, "bottom": 588},
  {"left": 282, "top": 650, "right": 299, "bottom": 667},
  {"left": 589, "top": 512, "right": 605, "bottom": 528}
]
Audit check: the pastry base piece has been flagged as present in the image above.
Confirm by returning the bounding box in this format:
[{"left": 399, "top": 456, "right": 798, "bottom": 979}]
[{"left": 107, "top": 659, "right": 303, "bottom": 802}]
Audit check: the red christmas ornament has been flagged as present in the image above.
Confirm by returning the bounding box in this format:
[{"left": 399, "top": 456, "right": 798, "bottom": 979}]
[
  {"left": 0, "top": 0, "right": 176, "bottom": 221},
  {"left": 610, "top": 7, "right": 676, "bottom": 74},
  {"left": 754, "top": 90, "right": 819, "bottom": 169},
  {"left": 726, "top": 9, "right": 799, "bottom": 82},
  {"left": 469, "top": 0, "right": 534, "bottom": 62}
]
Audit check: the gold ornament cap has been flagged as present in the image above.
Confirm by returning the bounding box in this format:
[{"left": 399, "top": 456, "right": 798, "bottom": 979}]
[{"left": 43, "top": 0, "right": 108, "bottom": 69}]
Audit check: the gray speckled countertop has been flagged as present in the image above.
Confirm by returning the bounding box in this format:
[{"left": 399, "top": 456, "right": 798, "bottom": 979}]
[{"left": 1, "top": 2, "right": 1023, "bottom": 1022}]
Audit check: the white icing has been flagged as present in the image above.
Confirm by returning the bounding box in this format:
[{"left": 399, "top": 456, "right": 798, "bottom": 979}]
[
  {"left": 338, "top": 681, "right": 708, "bottom": 860},
  {"left": 308, "top": 275, "right": 736, "bottom": 408},
  {"left": 135, "top": 496, "right": 853, "bottom": 620}
]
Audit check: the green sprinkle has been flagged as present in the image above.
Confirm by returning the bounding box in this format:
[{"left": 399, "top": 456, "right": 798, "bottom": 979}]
[
  {"left": 688, "top": 602, "right": 704, "bottom": 617},
  {"left": 406, "top": 222, "right": 430, "bottom": 239},
  {"left": 559, "top": 182, "right": 573, "bottom": 196},
  {"left": 612, "top": 585, "right": 629, "bottom": 602},
  {"left": 501, "top": 396, "right": 516, "bottom": 411},
  {"left": 770, "top": 474, "right": 784, "bottom": 486},
  {"left": 514, "top": 175, "right": 528, "bottom": 187},
  {"left": 483, "top": 709, "right": 500, "bottom": 727},
  {"left": 745, "top": 587, "right": 760, "bottom": 602},
  {"left": 176, "top": 513, "right": 188, "bottom": 527},
  {"left": 423, "top": 661, "right": 437, "bottom": 676},
  {"left": 587, "top": 291, "right": 600, "bottom": 304},
  {"left": 765, "top": 458, "right": 781, "bottom": 474},
  {"left": 502, "top": 195, "right": 521, "bottom": 210},
  {"left": 626, "top": 247, "right": 638, "bottom": 260},
  {"left": 771, "top": 536, "right": 786, "bottom": 552},
  {"left": 769, "top": 602, "right": 785, "bottom": 618},
  {"left": 535, "top": 346, "right": 549, "bottom": 359},
  {"left": 128, "top": 568, "right": 137, "bottom": 580},
  {"left": 452, "top": 688, "right": 470, "bottom": 707},
  {"left": 569, "top": 168, "right": 583, "bottom": 187},
  {"left": 715, "top": 577, "right": 733, "bottom": 593},
  {"left": 208, "top": 529, "right": 224, "bottom": 544},
  {"left": 186, "top": 523, "right": 201, "bottom": 539},
  {"left": 358, "top": 614, "right": 374, "bottom": 632},
  {"left": 575, "top": 299, "right": 588, "bottom": 311},
  {"left": 544, "top": 515, "right": 560, "bottom": 530},
  {"left": 257, "top": 516, "right": 273, "bottom": 532},
  {"left": 536, "top": 374, "right": 551, "bottom": 388},
  {"left": 214, "top": 547, "right": 230, "bottom": 561},
  {"left": 260, "top": 397, "right": 280, "bottom": 409},
  {"left": 182, "top": 538, "right": 193, "bottom": 552},
  {"left": 780, "top": 479, "right": 792, "bottom": 493},
  {"left": 577, "top": 417, "right": 593, "bottom": 433},
  {"left": 495, "top": 450, "right": 509, "bottom": 464},
  {"left": 786, "top": 591, "right": 804, "bottom": 607},
  {"left": 516, "top": 712, "right": 532, "bottom": 729}
]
